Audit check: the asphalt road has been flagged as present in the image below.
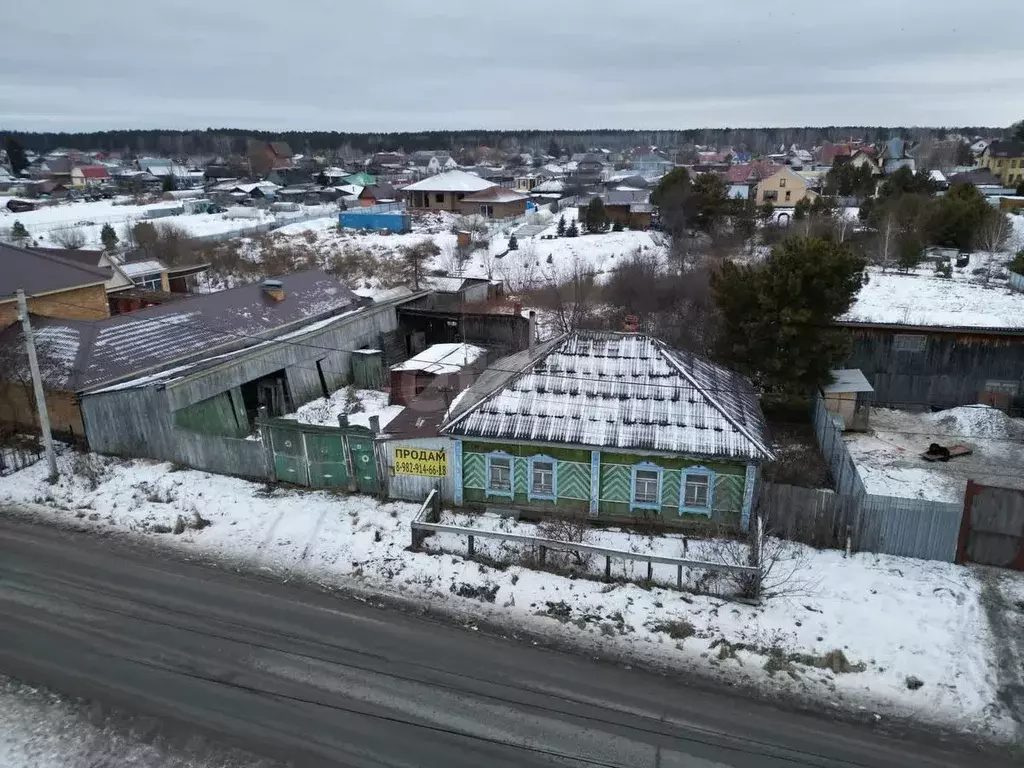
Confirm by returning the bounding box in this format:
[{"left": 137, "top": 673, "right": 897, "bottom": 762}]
[{"left": 0, "top": 518, "right": 1009, "bottom": 768}]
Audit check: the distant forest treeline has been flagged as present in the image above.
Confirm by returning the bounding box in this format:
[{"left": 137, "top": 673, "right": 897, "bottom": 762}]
[{"left": 1, "top": 126, "right": 1007, "bottom": 157}]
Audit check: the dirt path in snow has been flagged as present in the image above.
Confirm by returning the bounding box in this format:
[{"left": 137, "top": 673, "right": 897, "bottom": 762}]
[{"left": 977, "top": 567, "right": 1024, "bottom": 737}]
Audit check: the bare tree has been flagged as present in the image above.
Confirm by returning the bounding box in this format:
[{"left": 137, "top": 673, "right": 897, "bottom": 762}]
[
  {"left": 51, "top": 227, "right": 87, "bottom": 250},
  {"left": 977, "top": 212, "right": 1011, "bottom": 283},
  {"left": 542, "top": 257, "right": 596, "bottom": 334}
]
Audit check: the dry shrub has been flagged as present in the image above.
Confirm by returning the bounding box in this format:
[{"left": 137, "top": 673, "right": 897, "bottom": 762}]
[{"left": 536, "top": 514, "right": 593, "bottom": 571}]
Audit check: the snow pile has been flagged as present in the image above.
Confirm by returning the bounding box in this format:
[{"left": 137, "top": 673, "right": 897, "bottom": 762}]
[
  {"left": 281, "top": 387, "right": 402, "bottom": 430},
  {"left": 0, "top": 452, "right": 1017, "bottom": 739},
  {"left": 924, "top": 405, "right": 1024, "bottom": 440}
]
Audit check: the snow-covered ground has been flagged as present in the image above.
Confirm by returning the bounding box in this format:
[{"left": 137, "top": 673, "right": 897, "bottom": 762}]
[
  {"left": 281, "top": 387, "right": 402, "bottom": 430},
  {"left": 0, "top": 451, "right": 1017, "bottom": 741},
  {"left": 845, "top": 406, "right": 1024, "bottom": 502},
  {"left": 844, "top": 247, "right": 1024, "bottom": 330},
  {"left": 262, "top": 206, "right": 663, "bottom": 298},
  {"left": 0, "top": 197, "right": 333, "bottom": 249},
  {"left": 0, "top": 677, "right": 269, "bottom": 767}
]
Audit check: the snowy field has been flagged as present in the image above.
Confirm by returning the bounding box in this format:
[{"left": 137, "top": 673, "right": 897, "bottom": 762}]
[
  {"left": 843, "top": 232, "right": 1024, "bottom": 330},
  {"left": 0, "top": 197, "right": 334, "bottom": 249},
  {"left": 845, "top": 406, "right": 1024, "bottom": 502},
  {"left": 264, "top": 206, "right": 664, "bottom": 298},
  {"left": 0, "top": 451, "right": 1017, "bottom": 741}
]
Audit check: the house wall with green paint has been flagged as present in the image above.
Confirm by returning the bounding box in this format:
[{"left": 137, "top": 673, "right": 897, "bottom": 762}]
[{"left": 458, "top": 439, "right": 749, "bottom": 526}]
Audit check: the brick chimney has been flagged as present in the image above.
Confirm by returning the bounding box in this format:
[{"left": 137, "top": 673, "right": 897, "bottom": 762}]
[{"left": 262, "top": 278, "right": 285, "bottom": 302}]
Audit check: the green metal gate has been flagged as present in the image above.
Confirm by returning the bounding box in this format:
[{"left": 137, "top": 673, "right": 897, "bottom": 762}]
[
  {"left": 260, "top": 419, "right": 378, "bottom": 493},
  {"left": 347, "top": 434, "right": 379, "bottom": 494},
  {"left": 266, "top": 422, "right": 309, "bottom": 487},
  {"left": 305, "top": 431, "right": 350, "bottom": 488}
]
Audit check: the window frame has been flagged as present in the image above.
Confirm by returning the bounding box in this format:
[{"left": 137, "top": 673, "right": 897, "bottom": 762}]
[
  {"left": 485, "top": 451, "right": 514, "bottom": 498},
  {"left": 680, "top": 466, "right": 715, "bottom": 517},
  {"left": 630, "top": 462, "right": 663, "bottom": 512},
  {"left": 528, "top": 454, "right": 557, "bottom": 502},
  {"left": 893, "top": 333, "right": 927, "bottom": 353}
]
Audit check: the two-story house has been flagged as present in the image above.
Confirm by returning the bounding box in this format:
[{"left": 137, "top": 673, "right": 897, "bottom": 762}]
[
  {"left": 754, "top": 167, "right": 818, "bottom": 208},
  {"left": 980, "top": 140, "right": 1024, "bottom": 188}
]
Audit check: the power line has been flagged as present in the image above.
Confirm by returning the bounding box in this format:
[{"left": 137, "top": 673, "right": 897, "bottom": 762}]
[{"left": 11, "top": 293, "right": 1024, "bottom": 444}]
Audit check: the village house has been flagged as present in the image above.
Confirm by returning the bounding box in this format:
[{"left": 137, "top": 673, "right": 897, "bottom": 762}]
[
  {"left": 980, "top": 140, "right": 1024, "bottom": 188},
  {"left": 838, "top": 267, "right": 1024, "bottom": 415},
  {"left": 0, "top": 271, "right": 420, "bottom": 473},
  {"left": 878, "top": 138, "right": 916, "bottom": 175},
  {"left": 592, "top": 189, "right": 654, "bottom": 230},
  {"left": 754, "top": 166, "right": 818, "bottom": 207},
  {"left": 70, "top": 165, "right": 110, "bottom": 188},
  {"left": 456, "top": 186, "right": 529, "bottom": 218},
  {"left": 440, "top": 330, "right": 773, "bottom": 529},
  {"left": 402, "top": 170, "right": 495, "bottom": 211},
  {"left": 848, "top": 148, "right": 882, "bottom": 176},
  {"left": 0, "top": 243, "right": 113, "bottom": 435},
  {"left": 0, "top": 242, "right": 111, "bottom": 327}
]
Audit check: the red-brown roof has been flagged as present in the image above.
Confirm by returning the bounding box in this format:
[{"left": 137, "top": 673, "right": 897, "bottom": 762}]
[
  {"left": 75, "top": 165, "right": 109, "bottom": 178},
  {"left": 725, "top": 161, "right": 780, "bottom": 184},
  {"left": 818, "top": 143, "right": 852, "bottom": 165}
]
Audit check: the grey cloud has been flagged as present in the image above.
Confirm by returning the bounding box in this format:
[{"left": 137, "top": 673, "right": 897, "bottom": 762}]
[{"left": 1, "top": 0, "right": 1022, "bottom": 132}]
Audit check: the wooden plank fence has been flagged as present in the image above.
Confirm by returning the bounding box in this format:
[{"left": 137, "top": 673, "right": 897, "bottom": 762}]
[{"left": 758, "top": 481, "right": 963, "bottom": 562}]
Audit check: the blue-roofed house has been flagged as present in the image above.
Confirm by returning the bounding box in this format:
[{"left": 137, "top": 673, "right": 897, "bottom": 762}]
[
  {"left": 441, "top": 331, "right": 774, "bottom": 530},
  {"left": 879, "top": 138, "right": 916, "bottom": 175}
]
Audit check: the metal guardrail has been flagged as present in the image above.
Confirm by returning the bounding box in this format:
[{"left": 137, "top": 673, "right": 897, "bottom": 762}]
[{"left": 410, "top": 494, "right": 759, "bottom": 593}]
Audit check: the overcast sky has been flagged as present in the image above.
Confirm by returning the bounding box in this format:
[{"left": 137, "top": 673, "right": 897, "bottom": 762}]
[{"left": 3, "top": 0, "right": 1022, "bottom": 132}]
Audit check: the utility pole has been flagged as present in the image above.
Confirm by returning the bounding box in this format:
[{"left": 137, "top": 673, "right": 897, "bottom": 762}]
[{"left": 17, "top": 290, "right": 58, "bottom": 480}]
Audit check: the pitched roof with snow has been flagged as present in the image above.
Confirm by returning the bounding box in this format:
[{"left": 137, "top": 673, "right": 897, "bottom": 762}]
[
  {"left": 74, "top": 165, "right": 110, "bottom": 178},
  {"left": 443, "top": 331, "right": 773, "bottom": 461},
  {"left": 402, "top": 170, "right": 495, "bottom": 193},
  {"left": 391, "top": 343, "right": 486, "bottom": 375},
  {"left": 0, "top": 269, "right": 366, "bottom": 390}
]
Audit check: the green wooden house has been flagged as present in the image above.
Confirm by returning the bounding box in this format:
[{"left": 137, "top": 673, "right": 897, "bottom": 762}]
[{"left": 441, "top": 331, "right": 774, "bottom": 530}]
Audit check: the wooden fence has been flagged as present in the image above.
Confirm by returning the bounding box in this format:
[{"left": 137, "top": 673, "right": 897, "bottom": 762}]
[{"left": 758, "top": 481, "right": 963, "bottom": 562}]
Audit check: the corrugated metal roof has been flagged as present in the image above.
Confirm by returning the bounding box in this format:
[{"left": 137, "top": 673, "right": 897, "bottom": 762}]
[
  {"left": 0, "top": 269, "right": 365, "bottom": 391},
  {"left": 2, "top": 244, "right": 112, "bottom": 300},
  {"left": 443, "top": 332, "right": 773, "bottom": 461}
]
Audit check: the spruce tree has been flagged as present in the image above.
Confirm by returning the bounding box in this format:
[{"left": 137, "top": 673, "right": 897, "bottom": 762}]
[
  {"left": 711, "top": 235, "right": 866, "bottom": 394},
  {"left": 10, "top": 220, "right": 28, "bottom": 242},
  {"left": 584, "top": 197, "right": 609, "bottom": 234},
  {"left": 556, "top": 215, "right": 566, "bottom": 237},
  {"left": 507, "top": 234, "right": 518, "bottom": 250},
  {"left": 100, "top": 223, "right": 119, "bottom": 252},
  {"left": 566, "top": 220, "right": 579, "bottom": 237}
]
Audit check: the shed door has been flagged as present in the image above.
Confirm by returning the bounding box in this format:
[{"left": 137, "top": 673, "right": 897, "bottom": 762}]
[
  {"left": 267, "top": 424, "right": 308, "bottom": 486},
  {"left": 305, "top": 432, "right": 349, "bottom": 488},
  {"left": 347, "top": 435, "right": 379, "bottom": 494}
]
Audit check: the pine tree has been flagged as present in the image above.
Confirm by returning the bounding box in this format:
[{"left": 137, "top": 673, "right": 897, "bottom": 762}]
[
  {"left": 100, "top": 223, "right": 119, "bottom": 252},
  {"left": 10, "top": 220, "right": 28, "bottom": 242},
  {"left": 712, "top": 235, "right": 866, "bottom": 394},
  {"left": 566, "top": 220, "right": 579, "bottom": 238},
  {"left": 556, "top": 215, "right": 566, "bottom": 237}
]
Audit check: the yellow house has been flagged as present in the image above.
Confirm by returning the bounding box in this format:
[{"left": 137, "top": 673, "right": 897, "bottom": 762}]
[
  {"left": 980, "top": 140, "right": 1024, "bottom": 187},
  {"left": 754, "top": 167, "right": 818, "bottom": 207}
]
